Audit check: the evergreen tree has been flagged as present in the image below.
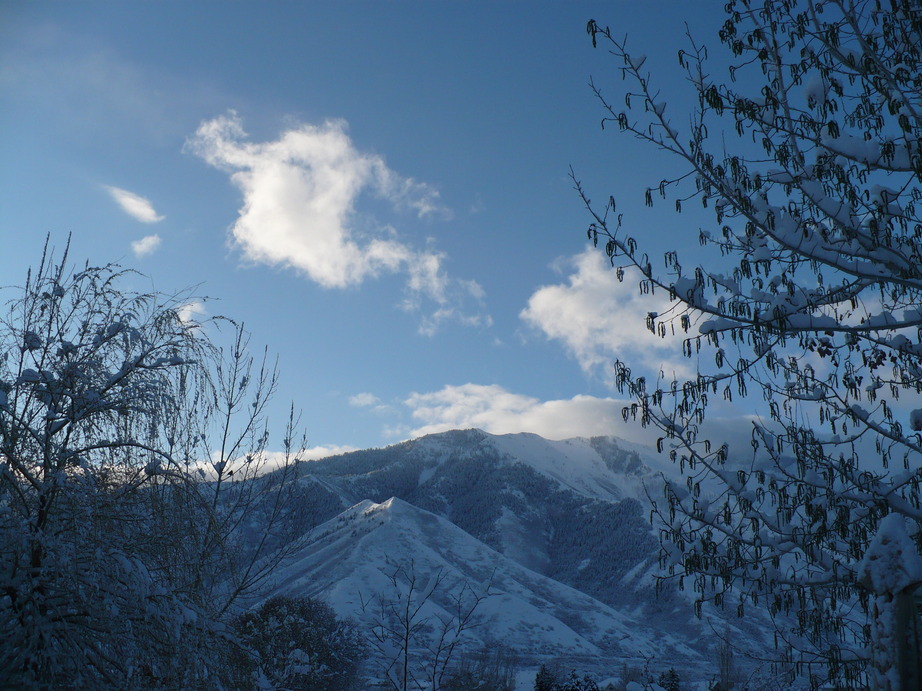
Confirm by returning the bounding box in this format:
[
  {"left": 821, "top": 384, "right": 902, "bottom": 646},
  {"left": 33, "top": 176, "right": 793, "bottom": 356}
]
[
  {"left": 658, "top": 668, "right": 681, "bottom": 691},
  {"left": 557, "top": 670, "right": 600, "bottom": 691},
  {"left": 534, "top": 663, "right": 557, "bottom": 691}
]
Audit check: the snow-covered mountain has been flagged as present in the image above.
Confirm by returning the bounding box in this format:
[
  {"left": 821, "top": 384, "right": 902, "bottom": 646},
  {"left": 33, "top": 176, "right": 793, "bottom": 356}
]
[
  {"left": 269, "top": 497, "right": 702, "bottom": 668},
  {"left": 263, "top": 429, "right": 767, "bottom": 680}
]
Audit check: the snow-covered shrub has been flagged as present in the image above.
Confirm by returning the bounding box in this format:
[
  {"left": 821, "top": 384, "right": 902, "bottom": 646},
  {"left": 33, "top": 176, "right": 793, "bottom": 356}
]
[{"left": 0, "top": 242, "right": 305, "bottom": 688}]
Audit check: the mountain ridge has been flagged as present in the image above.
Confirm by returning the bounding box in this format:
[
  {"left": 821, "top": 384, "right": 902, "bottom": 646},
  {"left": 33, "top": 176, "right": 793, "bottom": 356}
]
[{"left": 263, "top": 428, "right": 768, "bottom": 681}]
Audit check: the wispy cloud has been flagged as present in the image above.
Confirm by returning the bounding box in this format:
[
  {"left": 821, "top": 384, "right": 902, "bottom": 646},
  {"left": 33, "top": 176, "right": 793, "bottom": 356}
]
[
  {"left": 520, "top": 249, "right": 688, "bottom": 378},
  {"left": 403, "top": 383, "right": 658, "bottom": 445},
  {"left": 104, "top": 185, "right": 164, "bottom": 223},
  {"left": 349, "top": 392, "right": 381, "bottom": 408},
  {"left": 349, "top": 391, "right": 397, "bottom": 417},
  {"left": 131, "top": 234, "right": 162, "bottom": 257},
  {"left": 1, "top": 25, "right": 189, "bottom": 144},
  {"left": 186, "top": 112, "right": 487, "bottom": 332}
]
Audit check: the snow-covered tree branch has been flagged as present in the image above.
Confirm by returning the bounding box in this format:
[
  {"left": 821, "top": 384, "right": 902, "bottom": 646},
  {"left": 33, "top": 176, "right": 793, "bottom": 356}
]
[
  {"left": 0, "top": 240, "right": 307, "bottom": 688},
  {"left": 583, "top": 1, "right": 922, "bottom": 687}
]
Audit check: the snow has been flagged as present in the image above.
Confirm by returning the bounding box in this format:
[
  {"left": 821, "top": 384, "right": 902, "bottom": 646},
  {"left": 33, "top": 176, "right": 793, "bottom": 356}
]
[
  {"left": 265, "top": 496, "right": 703, "bottom": 667},
  {"left": 700, "top": 317, "right": 739, "bottom": 334},
  {"left": 857, "top": 513, "right": 922, "bottom": 595},
  {"left": 858, "top": 514, "right": 922, "bottom": 690},
  {"left": 495, "top": 506, "right": 550, "bottom": 573},
  {"left": 804, "top": 73, "right": 828, "bottom": 106},
  {"left": 672, "top": 277, "right": 703, "bottom": 306},
  {"left": 820, "top": 131, "right": 913, "bottom": 169},
  {"left": 270, "top": 429, "right": 768, "bottom": 683},
  {"left": 488, "top": 432, "right": 657, "bottom": 502}
]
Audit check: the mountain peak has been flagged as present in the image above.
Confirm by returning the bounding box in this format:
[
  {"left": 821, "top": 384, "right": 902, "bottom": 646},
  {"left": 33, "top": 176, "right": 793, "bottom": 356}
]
[{"left": 267, "top": 428, "right": 767, "bottom": 682}]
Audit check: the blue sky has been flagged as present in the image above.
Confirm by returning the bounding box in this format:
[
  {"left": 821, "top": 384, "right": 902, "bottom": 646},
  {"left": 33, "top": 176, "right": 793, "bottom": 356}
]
[{"left": 1, "top": 2, "right": 729, "bottom": 456}]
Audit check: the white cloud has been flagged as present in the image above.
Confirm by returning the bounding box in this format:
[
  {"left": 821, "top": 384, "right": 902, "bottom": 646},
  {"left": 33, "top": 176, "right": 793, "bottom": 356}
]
[
  {"left": 402, "top": 382, "right": 767, "bottom": 466},
  {"left": 176, "top": 301, "right": 207, "bottom": 324},
  {"left": 104, "top": 185, "right": 164, "bottom": 223},
  {"left": 349, "top": 392, "right": 381, "bottom": 407},
  {"left": 300, "top": 444, "right": 358, "bottom": 461},
  {"left": 404, "top": 383, "right": 659, "bottom": 445},
  {"left": 131, "top": 234, "right": 162, "bottom": 257},
  {"left": 521, "top": 249, "right": 687, "bottom": 377},
  {"left": 225, "top": 445, "right": 359, "bottom": 475},
  {"left": 186, "top": 112, "right": 487, "bottom": 331}
]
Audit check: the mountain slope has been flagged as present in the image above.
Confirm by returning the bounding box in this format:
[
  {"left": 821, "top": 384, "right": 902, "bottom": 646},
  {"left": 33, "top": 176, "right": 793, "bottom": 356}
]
[
  {"left": 262, "top": 429, "right": 772, "bottom": 680},
  {"left": 295, "top": 430, "right": 671, "bottom": 613},
  {"left": 268, "top": 497, "right": 705, "bottom": 667}
]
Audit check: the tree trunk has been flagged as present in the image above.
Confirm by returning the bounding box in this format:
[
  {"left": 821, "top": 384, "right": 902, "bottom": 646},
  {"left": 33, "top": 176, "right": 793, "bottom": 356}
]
[
  {"left": 894, "top": 591, "right": 920, "bottom": 691},
  {"left": 867, "top": 590, "right": 920, "bottom": 690}
]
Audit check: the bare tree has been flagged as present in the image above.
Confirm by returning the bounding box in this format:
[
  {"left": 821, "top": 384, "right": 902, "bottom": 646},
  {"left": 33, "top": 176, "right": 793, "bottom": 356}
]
[
  {"left": 580, "top": 1, "right": 922, "bottom": 687},
  {"left": 360, "top": 560, "right": 493, "bottom": 690},
  {"left": 0, "top": 241, "right": 306, "bottom": 689}
]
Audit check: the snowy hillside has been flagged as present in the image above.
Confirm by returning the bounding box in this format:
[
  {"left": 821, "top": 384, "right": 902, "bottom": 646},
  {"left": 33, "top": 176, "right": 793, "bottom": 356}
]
[
  {"left": 267, "top": 497, "right": 702, "bottom": 666},
  {"left": 292, "top": 430, "right": 675, "bottom": 610},
  {"left": 258, "top": 429, "right": 771, "bottom": 681}
]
